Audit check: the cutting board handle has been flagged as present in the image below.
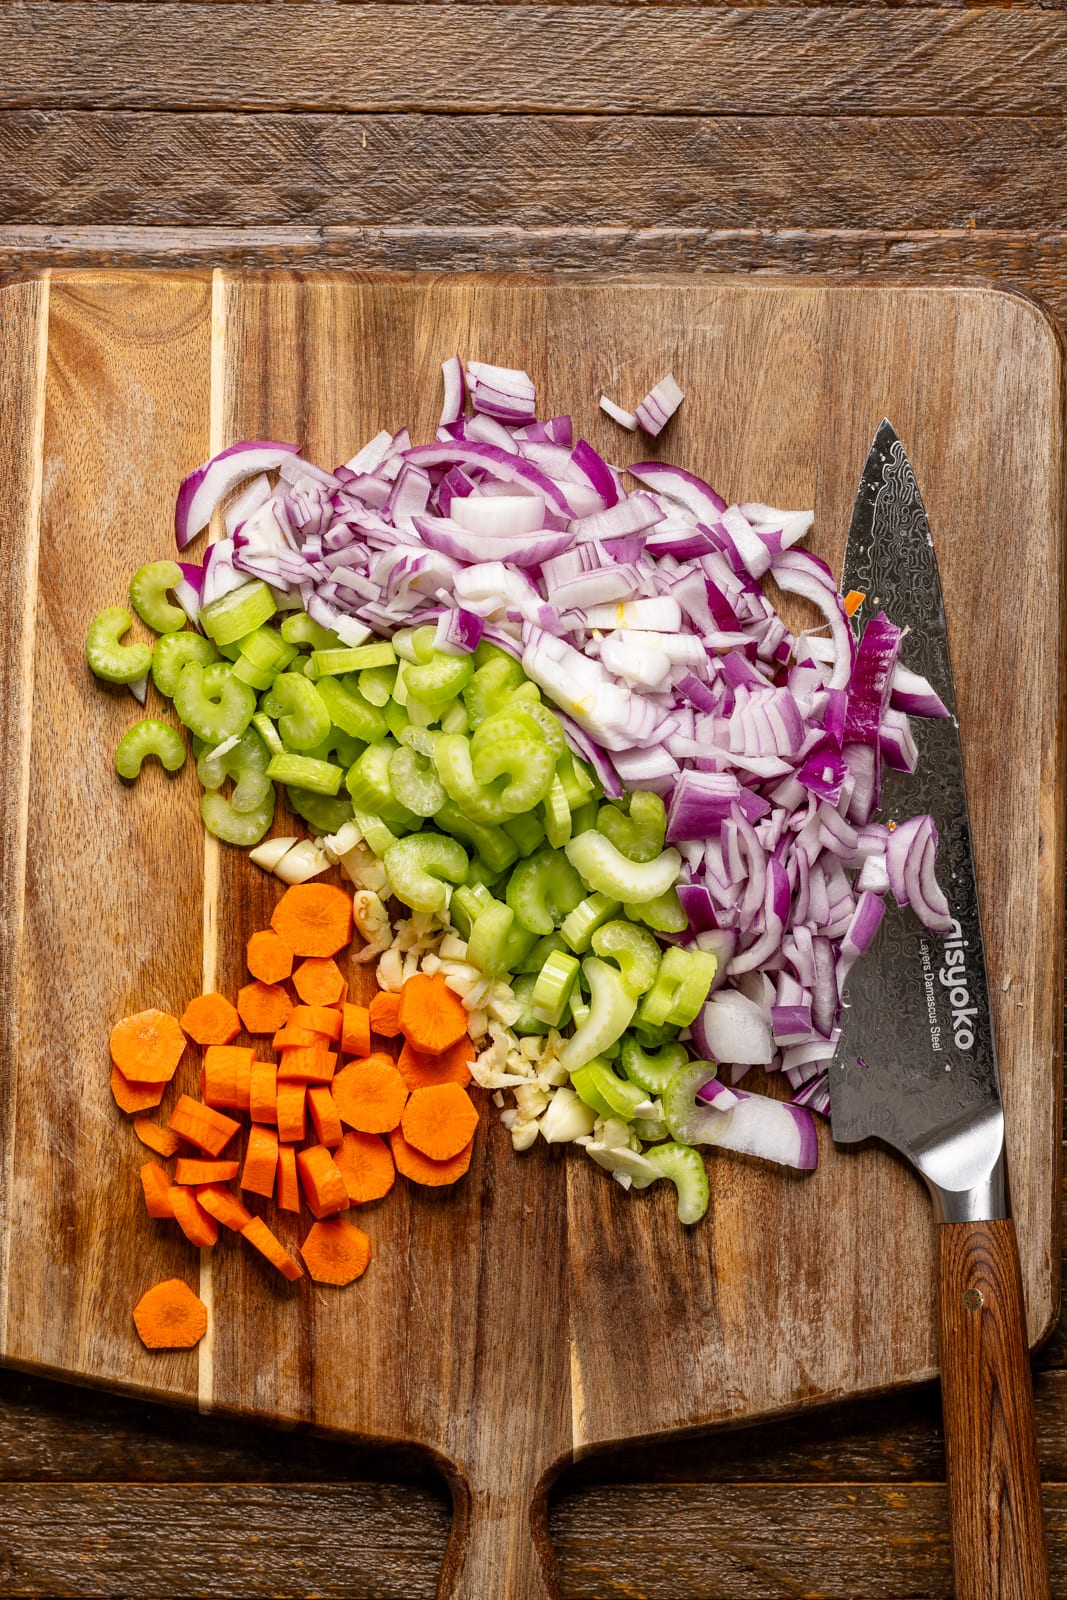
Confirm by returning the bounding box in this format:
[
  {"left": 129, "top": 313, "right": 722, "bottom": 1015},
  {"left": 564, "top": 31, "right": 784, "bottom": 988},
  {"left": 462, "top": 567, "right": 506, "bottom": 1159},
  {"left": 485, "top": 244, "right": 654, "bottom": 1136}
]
[
  {"left": 436, "top": 1466, "right": 561, "bottom": 1600},
  {"left": 937, "top": 1217, "right": 1050, "bottom": 1600}
]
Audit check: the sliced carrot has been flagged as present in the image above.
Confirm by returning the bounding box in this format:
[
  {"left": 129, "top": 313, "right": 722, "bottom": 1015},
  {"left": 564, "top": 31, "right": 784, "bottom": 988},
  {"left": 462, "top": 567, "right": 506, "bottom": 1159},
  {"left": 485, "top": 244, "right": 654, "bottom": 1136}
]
[
  {"left": 400, "top": 1082, "right": 479, "bottom": 1162},
  {"left": 368, "top": 990, "right": 402, "bottom": 1038},
  {"left": 299, "top": 1218, "right": 372, "bottom": 1286},
  {"left": 196, "top": 1183, "right": 253, "bottom": 1231},
  {"left": 295, "top": 1144, "right": 350, "bottom": 1219},
  {"left": 169, "top": 1185, "right": 219, "bottom": 1248},
  {"left": 168, "top": 1094, "right": 241, "bottom": 1158},
  {"left": 133, "top": 1279, "right": 208, "bottom": 1349},
  {"left": 276, "top": 1144, "right": 301, "bottom": 1212},
  {"left": 290, "top": 1004, "right": 343, "bottom": 1041},
  {"left": 390, "top": 1127, "right": 475, "bottom": 1187},
  {"left": 110, "top": 1008, "right": 187, "bottom": 1083},
  {"left": 396, "top": 973, "right": 468, "bottom": 1055},
  {"left": 241, "top": 1124, "right": 279, "bottom": 1198},
  {"left": 237, "top": 980, "right": 293, "bottom": 1036},
  {"left": 179, "top": 992, "right": 241, "bottom": 1046},
  {"left": 132, "top": 1116, "right": 181, "bottom": 1158},
  {"left": 275, "top": 1082, "right": 307, "bottom": 1144},
  {"left": 246, "top": 927, "right": 294, "bottom": 984},
  {"left": 307, "top": 1085, "right": 343, "bottom": 1148},
  {"left": 174, "top": 1158, "right": 240, "bottom": 1186},
  {"left": 249, "top": 1059, "right": 278, "bottom": 1124},
  {"left": 332, "top": 1055, "right": 408, "bottom": 1134},
  {"left": 111, "top": 1065, "right": 165, "bottom": 1114},
  {"left": 292, "top": 957, "right": 346, "bottom": 1007},
  {"left": 396, "top": 1035, "right": 473, "bottom": 1092},
  {"left": 140, "top": 1161, "right": 175, "bottom": 1219},
  {"left": 202, "top": 1044, "right": 256, "bottom": 1110},
  {"left": 334, "top": 1130, "right": 395, "bottom": 1205},
  {"left": 341, "top": 1003, "right": 371, "bottom": 1058},
  {"left": 275, "top": 1045, "right": 337, "bottom": 1084},
  {"left": 240, "top": 1216, "right": 303, "bottom": 1281},
  {"left": 273, "top": 1024, "right": 331, "bottom": 1052},
  {"left": 843, "top": 588, "right": 867, "bottom": 618},
  {"left": 271, "top": 882, "right": 353, "bottom": 958}
]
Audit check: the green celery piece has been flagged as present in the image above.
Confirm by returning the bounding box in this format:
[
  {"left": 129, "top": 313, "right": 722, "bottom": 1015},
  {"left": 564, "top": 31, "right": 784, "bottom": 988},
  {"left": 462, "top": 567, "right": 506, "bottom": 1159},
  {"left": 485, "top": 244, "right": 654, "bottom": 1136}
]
[
  {"left": 555, "top": 749, "right": 595, "bottom": 809},
  {"left": 560, "top": 957, "right": 640, "bottom": 1073},
  {"left": 404, "top": 651, "right": 475, "bottom": 709},
  {"left": 196, "top": 725, "right": 273, "bottom": 813},
  {"left": 509, "top": 698, "right": 566, "bottom": 759},
  {"left": 508, "top": 975, "right": 553, "bottom": 1036},
  {"left": 236, "top": 625, "right": 298, "bottom": 675},
  {"left": 174, "top": 661, "right": 257, "bottom": 744},
  {"left": 643, "top": 1142, "right": 710, "bottom": 1225},
  {"left": 449, "top": 882, "right": 493, "bottom": 941},
  {"left": 433, "top": 733, "right": 512, "bottom": 824},
  {"left": 308, "top": 727, "right": 363, "bottom": 769},
  {"left": 86, "top": 606, "right": 153, "bottom": 686},
  {"left": 620, "top": 1037, "right": 690, "bottom": 1096},
  {"left": 271, "top": 672, "right": 332, "bottom": 752},
  {"left": 467, "top": 898, "right": 537, "bottom": 978},
  {"left": 597, "top": 791, "right": 667, "bottom": 863},
  {"left": 591, "top": 920, "right": 662, "bottom": 996},
  {"left": 565, "top": 830, "right": 682, "bottom": 904},
  {"left": 201, "top": 787, "right": 275, "bottom": 846},
  {"left": 312, "top": 640, "right": 396, "bottom": 675},
  {"left": 388, "top": 745, "right": 447, "bottom": 818},
  {"left": 151, "top": 631, "right": 219, "bottom": 697},
  {"left": 542, "top": 774, "right": 572, "bottom": 848},
  {"left": 251, "top": 711, "right": 284, "bottom": 755},
  {"left": 463, "top": 654, "right": 526, "bottom": 725},
  {"left": 383, "top": 699, "right": 411, "bottom": 743},
  {"left": 571, "top": 800, "right": 600, "bottom": 836},
  {"left": 570, "top": 993, "right": 591, "bottom": 1029},
  {"left": 465, "top": 857, "right": 507, "bottom": 890},
  {"left": 560, "top": 892, "right": 621, "bottom": 954},
  {"left": 624, "top": 889, "right": 688, "bottom": 934},
  {"left": 434, "top": 801, "right": 518, "bottom": 874},
  {"left": 199, "top": 580, "right": 276, "bottom": 648},
  {"left": 318, "top": 674, "right": 389, "bottom": 743},
  {"left": 530, "top": 949, "right": 580, "bottom": 1027},
  {"left": 438, "top": 699, "right": 469, "bottom": 735},
  {"left": 129, "top": 561, "right": 186, "bottom": 634},
  {"left": 570, "top": 1058, "right": 647, "bottom": 1122},
  {"left": 345, "top": 738, "right": 419, "bottom": 830},
  {"left": 114, "top": 719, "right": 186, "bottom": 779},
  {"left": 393, "top": 625, "right": 436, "bottom": 664},
  {"left": 661, "top": 1061, "right": 722, "bottom": 1147},
  {"left": 266, "top": 752, "right": 344, "bottom": 796},
  {"left": 286, "top": 786, "right": 354, "bottom": 835},
  {"left": 471, "top": 733, "right": 555, "bottom": 815},
  {"left": 505, "top": 848, "right": 585, "bottom": 936},
  {"left": 632, "top": 1020, "right": 683, "bottom": 1050},
  {"left": 637, "top": 946, "right": 719, "bottom": 1028},
  {"left": 515, "top": 931, "right": 569, "bottom": 975},
  {"left": 502, "top": 810, "right": 545, "bottom": 857},
  {"left": 230, "top": 653, "right": 275, "bottom": 691},
  {"left": 280, "top": 613, "right": 341, "bottom": 650},
  {"left": 350, "top": 808, "right": 401, "bottom": 857},
  {"left": 384, "top": 833, "right": 469, "bottom": 914},
  {"left": 358, "top": 663, "right": 397, "bottom": 707},
  {"left": 470, "top": 708, "right": 546, "bottom": 759}
]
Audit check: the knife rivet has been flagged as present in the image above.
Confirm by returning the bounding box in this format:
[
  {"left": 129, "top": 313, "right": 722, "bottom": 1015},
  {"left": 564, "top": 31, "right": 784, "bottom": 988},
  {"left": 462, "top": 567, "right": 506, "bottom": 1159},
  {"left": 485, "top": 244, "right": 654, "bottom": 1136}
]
[{"left": 962, "top": 1288, "right": 984, "bottom": 1312}]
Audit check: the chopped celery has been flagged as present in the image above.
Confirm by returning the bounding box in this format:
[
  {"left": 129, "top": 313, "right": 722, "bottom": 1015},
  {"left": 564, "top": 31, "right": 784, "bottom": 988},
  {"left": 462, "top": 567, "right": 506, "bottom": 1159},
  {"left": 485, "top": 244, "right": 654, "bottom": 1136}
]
[
  {"left": 590, "top": 920, "right": 662, "bottom": 995},
  {"left": 439, "top": 699, "right": 469, "bottom": 735},
  {"left": 201, "top": 787, "right": 275, "bottom": 846},
  {"left": 512, "top": 699, "right": 566, "bottom": 758},
  {"left": 308, "top": 727, "right": 363, "bottom": 769},
  {"left": 346, "top": 739, "right": 419, "bottom": 830},
  {"left": 637, "top": 946, "right": 719, "bottom": 1028},
  {"left": 114, "top": 719, "right": 186, "bottom": 779},
  {"left": 280, "top": 613, "right": 340, "bottom": 650},
  {"left": 384, "top": 833, "right": 469, "bottom": 914},
  {"left": 662, "top": 1061, "right": 722, "bottom": 1146},
  {"left": 466, "top": 857, "right": 507, "bottom": 890},
  {"left": 449, "top": 882, "right": 493, "bottom": 941},
  {"left": 560, "top": 957, "right": 640, "bottom": 1073},
  {"left": 620, "top": 1037, "right": 690, "bottom": 1096},
  {"left": 251, "top": 711, "right": 284, "bottom": 755},
  {"left": 505, "top": 848, "right": 585, "bottom": 936},
  {"left": 560, "top": 892, "right": 621, "bottom": 954},
  {"left": 470, "top": 709, "right": 545, "bottom": 758},
  {"left": 502, "top": 811, "right": 546, "bottom": 857},
  {"left": 434, "top": 801, "right": 519, "bottom": 874},
  {"left": 643, "top": 1142, "right": 710, "bottom": 1224},
  {"left": 312, "top": 640, "right": 396, "bottom": 675},
  {"left": 86, "top": 606, "right": 153, "bottom": 686},
  {"left": 151, "top": 630, "right": 219, "bottom": 697},
  {"left": 555, "top": 749, "right": 595, "bottom": 808},
  {"left": 570, "top": 1057, "right": 647, "bottom": 1121},
  {"left": 530, "top": 949, "right": 580, "bottom": 1026},
  {"left": 404, "top": 650, "right": 475, "bottom": 708},
  {"left": 350, "top": 807, "right": 401, "bottom": 857},
  {"left": 515, "top": 931, "right": 569, "bottom": 975},
  {"left": 357, "top": 663, "right": 397, "bottom": 707},
  {"left": 542, "top": 774, "right": 572, "bottom": 848},
  {"left": 271, "top": 672, "right": 332, "bottom": 752},
  {"left": 129, "top": 561, "right": 186, "bottom": 634},
  {"left": 199, "top": 580, "right": 276, "bottom": 648},
  {"left": 388, "top": 746, "right": 447, "bottom": 818},
  {"left": 463, "top": 653, "right": 526, "bottom": 725},
  {"left": 286, "top": 786, "right": 354, "bottom": 835},
  {"left": 467, "top": 898, "right": 538, "bottom": 977},
  {"left": 434, "top": 733, "right": 512, "bottom": 824},
  {"left": 317, "top": 674, "right": 388, "bottom": 743},
  {"left": 393, "top": 625, "right": 435, "bottom": 664},
  {"left": 471, "top": 733, "right": 555, "bottom": 815},
  {"left": 197, "top": 726, "right": 273, "bottom": 813},
  {"left": 173, "top": 661, "right": 256, "bottom": 744},
  {"left": 571, "top": 800, "right": 600, "bottom": 836},
  {"left": 623, "top": 890, "right": 688, "bottom": 934},
  {"left": 236, "top": 625, "right": 298, "bottom": 675},
  {"left": 565, "top": 830, "right": 682, "bottom": 904},
  {"left": 266, "top": 752, "right": 344, "bottom": 796},
  {"left": 597, "top": 791, "right": 667, "bottom": 863},
  {"left": 508, "top": 974, "right": 553, "bottom": 1036}
]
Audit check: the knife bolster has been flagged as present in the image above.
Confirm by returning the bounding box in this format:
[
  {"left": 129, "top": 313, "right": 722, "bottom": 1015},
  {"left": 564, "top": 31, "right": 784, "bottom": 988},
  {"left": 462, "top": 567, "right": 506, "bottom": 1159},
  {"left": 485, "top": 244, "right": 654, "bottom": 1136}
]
[{"left": 925, "top": 1138, "right": 1009, "bottom": 1225}]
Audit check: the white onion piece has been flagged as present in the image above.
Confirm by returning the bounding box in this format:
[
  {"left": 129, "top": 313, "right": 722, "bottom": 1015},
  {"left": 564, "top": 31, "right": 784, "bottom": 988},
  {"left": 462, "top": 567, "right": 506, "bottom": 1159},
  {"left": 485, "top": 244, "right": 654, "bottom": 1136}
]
[
  {"left": 692, "top": 990, "right": 774, "bottom": 1066},
  {"left": 452, "top": 493, "right": 546, "bottom": 537}
]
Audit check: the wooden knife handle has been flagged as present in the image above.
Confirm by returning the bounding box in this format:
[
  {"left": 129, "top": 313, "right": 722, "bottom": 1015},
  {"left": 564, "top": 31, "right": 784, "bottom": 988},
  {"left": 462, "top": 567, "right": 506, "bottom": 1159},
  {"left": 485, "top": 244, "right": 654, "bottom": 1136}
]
[
  {"left": 937, "top": 1218, "right": 1049, "bottom": 1600},
  {"left": 436, "top": 1475, "right": 561, "bottom": 1600}
]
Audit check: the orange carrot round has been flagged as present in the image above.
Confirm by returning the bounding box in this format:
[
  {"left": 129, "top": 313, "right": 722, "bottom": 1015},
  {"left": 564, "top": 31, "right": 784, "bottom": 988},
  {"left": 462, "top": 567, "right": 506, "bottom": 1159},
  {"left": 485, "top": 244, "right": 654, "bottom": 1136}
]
[
  {"left": 290, "top": 1004, "right": 343, "bottom": 1041},
  {"left": 248, "top": 1059, "right": 278, "bottom": 1124},
  {"left": 389, "top": 1127, "right": 475, "bottom": 1187},
  {"left": 396, "top": 1035, "right": 473, "bottom": 1092},
  {"left": 295, "top": 1144, "right": 350, "bottom": 1219},
  {"left": 276, "top": 1144, "right": 301, "bottom": 1212},
  {"left": 396, "top": 973, "right": 468, "bottom": 1055},
  {"left": 400, "top": 1082, "right": 480, "bottom": 1162},
  {"left": 272, "top": 1024, "right": 330, "bottom": 1052},
  {"left": 292, "top": 957, "right": 346, "bottom": 1007},
  {"left": 299, "top": 1217, "right": 372, "bottom": 1286},
  {"left": 167, "top": 1094, "right": 240, "bottom": 1157},
  {"left": 180, "top": 992, "right": 241, "bottom": 1046},
  {"left": 240, "top": 1124, "right": 280, "bottom": 1198},
  {"left": 271, "top": 882, "right": 353, "bottom": 958},
  {"left": 246, "top": 928, "right": 295, "bottom": 984},
  {"left": 334, "top": 1130, "right": 395, "bottom": 1205},
  {"left": 340, "top": 1003, "right": 371, "bottom": 1058},
  {"left": 110, "top": 1009, "right": 186, "bottom": 1083},
  {"left": 332, "top": 1055, "right": 408, "bottom": 1135},
  {"left": 169, "top": 1185, "right": 219, "bottom": 1248},
  {"left": 307, "top": 1084, "right": 344, "bottom": 1148},
  {"left": 240, "top": 1216, "right": 303, "bottom": 1280},
  {"left": 111, "top": 1066, "right": 166, "bottom": 1115},
  {"left": 196, "top": 1183, "right": 253, "bottom": 1231},
  {"left": 133, "top": 1279, "right": 208, "bottom": 1349},
  {"left": 140, "top": 1161, "right": 175, "bottom": 1219},
  {"left": 237, "top": 980, "right": 293, "bottom": 1035},
  {"left": 368, "top": 990, "right": 402, "bottom": 1038}
]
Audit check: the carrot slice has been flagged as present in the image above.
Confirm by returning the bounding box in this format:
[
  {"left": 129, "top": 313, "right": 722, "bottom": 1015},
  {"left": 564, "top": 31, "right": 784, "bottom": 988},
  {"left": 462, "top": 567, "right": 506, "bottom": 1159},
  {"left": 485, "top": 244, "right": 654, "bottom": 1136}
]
[
  {"left": 202, "top": 1045, "right": 256, "bottom": 1110},
  {"left": 290, "top": 1004, "right": 343, "bottom": 1041},
  {"left": 111, "top": 1065, "right": 166, "bottom": 1114},
  {"left": 396, "top": 973, "right": 468, "bottom": 1055},
  {"left": 299, "top": 1218, "right": 372, "bottom": 1286},
  {"left": 334, "top": 1130, "right": 395, "bottom": 1205},
  {"left": 275, "top": 1082, "right": 307, "bottom": 1144},
  {"left": 292, "top": 958, "right": 346, "bottom": 1007},
  {"left": 271, "top": 882, "right": 353, "bottom": 958},
  {"left": 240, "top": 1216, "right": 303, "bottom": 1281},
  {"left": 276, "top": 1145, "right": 301, "bottom": 1212},
  {"left": 396, "top": 1035, "right": 473, "bottom": 1092},
  {"left": 133, "top": 1279, "right": 208, "bottom": 1349},
  {"left": 307, "top": 1085, "right": 343, "bottom": 1148},
  {"left": 273, "top": 1024, "right": 331, "bottom": 1052},
  {"left": 140, "top": 1161, "right": 175, "bottom": 1219},
  {"left": 179, "top": 993, "right": 241, "bottom": 1046},
  {"left": 275, "top": 1045, "right": 337, "bottom": 1084},
  {"left": 173, "top": 1158, "right": 240, "bottom": 1186},
  {"left": 332, "top": 1055, "right": 408, "bottom": 1135},
  {"left": 169, "top": 1185, "right": 219, "bottom": 1248},
  {"left": 237, "top": 980, "right": 293, "bottom": 1036},
  {"left": 132, "top": 1116, "right": 181, "bottom": 1158},
  {"left": 196, "top": 1184, "right": 253, "bottom": 1231},
  {"left": 246, "top": 928, "right": 295, "bottom": 984},
  {"left": 168, "top": 1094, "right": 240, "bottom": 1158},
  {"left": 400, "top": 1082, "right": 479, "bottom": 1162},
  {"left": 241, "top": 1124, "right": 279, "bottom": 1198},
  {"left": 249, "top": 1059, "right": 278, "bottom": 1124},
  {"left": 295, "top": 1144, "right": 350, "bottom": 1219},
  {"left": 340, "top": 1003, "right": 371, "bottom": 1058},
  {"left": 368, "top": 990, "right": 402, "bottom": 1038},
  {"left": 390, "top": 1127, "right": 475, "bottom": 1187},
  {"left": 110, "top": 1009, "right": 187, "bottom": 1083}
]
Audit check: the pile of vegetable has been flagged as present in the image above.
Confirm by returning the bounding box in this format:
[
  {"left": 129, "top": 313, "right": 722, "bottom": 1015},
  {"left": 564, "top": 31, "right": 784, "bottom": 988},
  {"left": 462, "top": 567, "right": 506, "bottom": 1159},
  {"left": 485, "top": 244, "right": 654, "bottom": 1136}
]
[{"left": 89, "top": 355, "right": 954, "bottom": 1343}]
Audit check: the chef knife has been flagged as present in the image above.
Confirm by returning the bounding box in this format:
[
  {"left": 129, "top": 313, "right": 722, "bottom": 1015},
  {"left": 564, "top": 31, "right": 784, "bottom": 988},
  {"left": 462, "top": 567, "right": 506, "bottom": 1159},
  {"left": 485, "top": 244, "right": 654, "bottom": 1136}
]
[{"left": 830, "top": 421, "right": 1050, "bottom": 1600}]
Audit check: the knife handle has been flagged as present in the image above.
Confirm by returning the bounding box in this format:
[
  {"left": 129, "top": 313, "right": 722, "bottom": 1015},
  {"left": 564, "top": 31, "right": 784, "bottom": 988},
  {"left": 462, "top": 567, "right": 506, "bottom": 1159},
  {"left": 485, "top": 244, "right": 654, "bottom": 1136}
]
[{"left": 937, "top": 1218, "right": 1049, "bottom": 1600}]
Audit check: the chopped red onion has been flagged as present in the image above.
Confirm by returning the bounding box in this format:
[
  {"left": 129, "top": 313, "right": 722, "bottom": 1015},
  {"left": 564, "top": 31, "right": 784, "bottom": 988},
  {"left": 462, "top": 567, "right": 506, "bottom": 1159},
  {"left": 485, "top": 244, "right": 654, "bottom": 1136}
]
[{"left": 634, "top": 374, "right": 685, "bottom": 438}]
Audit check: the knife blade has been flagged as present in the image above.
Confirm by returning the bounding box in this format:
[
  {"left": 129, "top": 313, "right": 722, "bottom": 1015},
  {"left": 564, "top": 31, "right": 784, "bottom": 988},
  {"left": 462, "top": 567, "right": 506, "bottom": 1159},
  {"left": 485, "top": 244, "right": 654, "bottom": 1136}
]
[{"left": 830, "top": 421, "right": 1049, "bottom": 1600}]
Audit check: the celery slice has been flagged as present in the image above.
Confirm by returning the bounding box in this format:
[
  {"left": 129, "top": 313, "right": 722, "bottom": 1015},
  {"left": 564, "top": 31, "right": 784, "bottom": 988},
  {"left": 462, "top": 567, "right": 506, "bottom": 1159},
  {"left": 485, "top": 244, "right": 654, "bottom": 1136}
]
[
  {"left": 565, "top": 830, "right": 681, "bottom": 904},
  {"left": 266, "top": 752, "right": 344, "bottom": 796},
  {"left": 199, "top": 580, "right": 276, "bottom": 647},
  {"left": 643, "top": 1142, "right": 710, "bottom": 1224},
  {"left": 129, "top": 561, "right": 186, "bottom": 634},
  {"left": 114, "top": 719, "right": 186, "bottom": 779},
  {"left": 384, "top": 833, "right": 469, "bottom": 914},
  {"left": 152, "top": 631, "right": 219, "bottom": 697},
  {"left": 86, "top": 606, "right": 153, "bottom": 686},
  {"left": 173, "top": 662, "right": 256, "bottom": 744}
]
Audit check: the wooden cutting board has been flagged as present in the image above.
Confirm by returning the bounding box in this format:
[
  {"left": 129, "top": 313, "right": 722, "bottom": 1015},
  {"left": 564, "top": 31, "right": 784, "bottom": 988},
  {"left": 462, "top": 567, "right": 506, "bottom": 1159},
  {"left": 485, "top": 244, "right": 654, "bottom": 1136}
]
[{"left": 0, "top": 271, "right": 1062, "bottom": 1598}]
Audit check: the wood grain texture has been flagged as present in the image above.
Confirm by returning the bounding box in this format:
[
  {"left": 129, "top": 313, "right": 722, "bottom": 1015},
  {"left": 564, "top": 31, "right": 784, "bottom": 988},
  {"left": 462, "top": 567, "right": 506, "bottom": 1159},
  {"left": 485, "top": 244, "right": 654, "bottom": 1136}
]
[
  {"left": 3, "top": 7, "right": 1067, "bottom": 113},
  {"left": 6, "top": 114, "right": 1067, "bottom": 231},
  {"left": 0, "top": 273, "right": 1062, "bottom": 1594}
]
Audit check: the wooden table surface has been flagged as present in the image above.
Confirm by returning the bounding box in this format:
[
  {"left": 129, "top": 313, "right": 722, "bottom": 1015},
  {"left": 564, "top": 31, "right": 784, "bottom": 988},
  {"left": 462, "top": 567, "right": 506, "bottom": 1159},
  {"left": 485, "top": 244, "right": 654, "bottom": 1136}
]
[{"left": 2, "top": 5, "right": 1067, "bottom": 1596}]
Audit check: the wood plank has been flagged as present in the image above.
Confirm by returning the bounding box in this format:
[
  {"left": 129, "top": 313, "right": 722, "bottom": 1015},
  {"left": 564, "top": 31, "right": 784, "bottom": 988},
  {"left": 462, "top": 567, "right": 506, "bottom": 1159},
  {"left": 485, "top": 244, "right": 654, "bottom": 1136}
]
[
  {"left": 2, "top": 7, "right": 1067, "bottom": 113},
  {"left": 4, "top": 114, "right": 1067, "bottom": 232}
]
